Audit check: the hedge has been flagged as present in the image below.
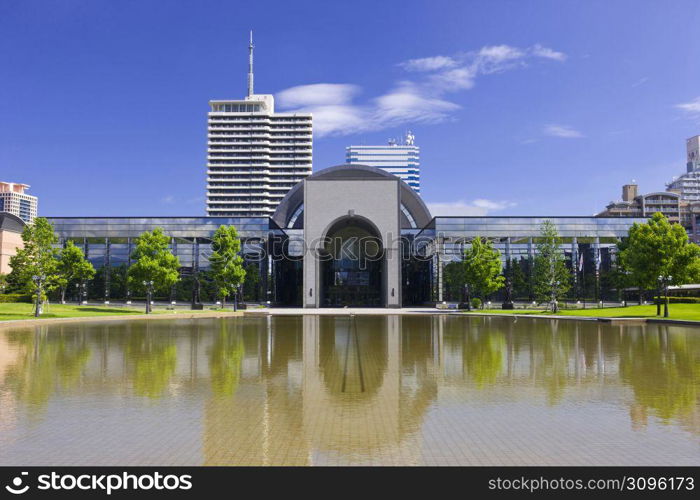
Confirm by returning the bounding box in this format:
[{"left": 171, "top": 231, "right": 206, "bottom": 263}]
[
  {"left": 653, "top": 296, "right": 700, "bottom": 304},
  {"left": 0, "top": 294, "right": 33, "bottom": 303}
]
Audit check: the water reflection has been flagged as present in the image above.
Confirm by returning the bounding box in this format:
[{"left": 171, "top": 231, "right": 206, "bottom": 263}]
[{"left": 0, "top": 315, "right": 698, "bottom": 465}]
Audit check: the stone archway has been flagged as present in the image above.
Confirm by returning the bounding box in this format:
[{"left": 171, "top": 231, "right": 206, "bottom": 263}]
[{"left": 319, "top": 216, "right": 385, "bottom": 307}]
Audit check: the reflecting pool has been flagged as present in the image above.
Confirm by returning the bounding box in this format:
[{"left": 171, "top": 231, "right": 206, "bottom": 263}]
[{"left": 0, "top": 315, "right": 698, "bottom": 466}]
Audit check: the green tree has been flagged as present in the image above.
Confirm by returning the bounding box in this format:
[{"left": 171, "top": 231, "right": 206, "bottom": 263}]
[
  {"left": 442, "top": 261, "right": 465, "bottom": 301},
  {"left": 56, "top": 241, "right": 96, "bottom": 303},
  {"left": 7, "top": 217, "right": 59, "bottom": 316},
  {"left": 463, "top": 237, "right": 505, "bottom": 307},
  {"left": 127, "top": 228, "right": 180, "bottom": 313},
  {"left": 620, "top": 212, "right": 700, "bottom": 317},
  {"left": 532, "top": 221, "right": 571, "bottom": 312},
  {"left": 209, "top": 225, "right": 246, "bottom": 308},
  {"left": 243, "top": 262, "right": 261, "bottom": 301},
  {"left": 509, "top": 258, "right": 528, "bottom": 299}
]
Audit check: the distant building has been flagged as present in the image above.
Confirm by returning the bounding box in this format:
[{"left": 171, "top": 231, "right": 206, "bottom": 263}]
[
  {"left": 597, "top": 183, "right": 681, "bottom": 223},
  {"left": 206, "top": 32, "right": 312, "bottom": 218},
  {"left": 598, "top": 135, "right": 700, "bottom": 234},
  {"left": 0, "top": 182, "right": 37, "bottom": 223},
  {"left": 666, "top": 135, "right": 700, "bottom": 202},
  {"left": 0, "top": 212, "right": 25, "bottom": 275},
  {"left": 346, "top": 132, "right": 420, "bottom": 193}
]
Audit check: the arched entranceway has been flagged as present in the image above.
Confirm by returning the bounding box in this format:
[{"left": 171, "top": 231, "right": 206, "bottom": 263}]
[{"left": 320, "top": 217, "right": 385, "bottom": 307}]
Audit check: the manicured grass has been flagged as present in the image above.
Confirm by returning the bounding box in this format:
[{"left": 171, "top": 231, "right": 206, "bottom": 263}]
[
  {"left": 470, "top": 303, "right": 700, "bottom": 322},
  {"left": 0, "top": 303, "right": 242, "bottom": 322}
]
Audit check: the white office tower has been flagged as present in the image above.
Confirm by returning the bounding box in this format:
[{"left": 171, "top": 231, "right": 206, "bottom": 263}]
[
  {"left": 206, "top": 32, "right": 312, "bottom": 217},
  {"left": 666, "top": 135, "right": 700, "bottom": 201},
  {"left": 0, "top": 181, "right": 38, "bottom": 223},
  {"left": 346, "top": 132, "right": 420, "bottom": 193}
]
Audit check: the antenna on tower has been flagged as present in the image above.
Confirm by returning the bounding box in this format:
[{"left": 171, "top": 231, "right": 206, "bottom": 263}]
[{"left": 247, "top": 30, "right": 254, "bottom": 97}]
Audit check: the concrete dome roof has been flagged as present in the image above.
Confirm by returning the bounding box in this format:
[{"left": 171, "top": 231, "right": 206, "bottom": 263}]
[
  {"left": 0, "top": 211, "right": 26, "bottom": 233},
  {"left": 272, "top": 164, "right": 432, "bottom": 230}
]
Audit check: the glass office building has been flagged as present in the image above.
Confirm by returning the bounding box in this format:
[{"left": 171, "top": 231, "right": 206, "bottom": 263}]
[{"left": 48, "top": 167, "right": 646, "bottom": 306}]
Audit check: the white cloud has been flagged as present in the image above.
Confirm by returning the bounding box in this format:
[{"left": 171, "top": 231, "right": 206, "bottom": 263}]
[
  {"left": 531, "top": 44, "right": 567, "bottom": 62},
  {"left": 372, "top": 82, "right": 460, "bottom": 126},
  {"left": 631, "top": 76, "right": 649, "bottom": 88},
  {"left": 426, "top": 199, "right": 515, "bottom": 216},
  {"left": 399, "top": 55, "right": 457, "bottom": 72},
  {"left": 160, "top": 195, "right": 175, "bottom": 204},
  {"left": 277, "top": 44, "right": 566, "bottom": 137},
  {"left": 543, "top": 124, "right": 584, "bottom": 138},
  {"left": 676, "top": 97, "right": 700, "bottom": 115},
  {"left": 276, "top": 83, "right": 360, "bottom": 108},
  {"left": 477, "top": 45, "right": 525, "bottom": 63},
  {"left": 428, "top": 67, "right": 476, "bottom": 91}
]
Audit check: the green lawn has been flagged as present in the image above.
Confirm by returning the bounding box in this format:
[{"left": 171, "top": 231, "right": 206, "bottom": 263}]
[
  {"left": 471, "top": 303, "right": 700, "bottom": 322},
  {"left": 0, "top": 303, "right": 241, "bottom": 322}
]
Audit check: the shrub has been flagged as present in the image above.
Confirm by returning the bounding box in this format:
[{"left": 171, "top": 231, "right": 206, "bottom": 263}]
[
  {"left": 657, "top": 296, "right": 700, "bottom": 304},
  {"left": 0, "top": 294, "right": 32, "bottom": 303},
  {"left": 471, "top": 297, "right": 482, "bottom": 309}
]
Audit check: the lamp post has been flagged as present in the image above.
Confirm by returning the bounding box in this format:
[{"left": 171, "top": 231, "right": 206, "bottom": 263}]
[
  {"left": 143, "top": 280, "right": 154, "bottom": 314},
  {"left": 75, "top": 280, "right": 87, "bottom": 305},
  {"left": 233, "top": 283, "right": 240, "bottom": 312},
  {"left": 551, "top": 279, "right": 560, "bottom": 313},
  {"left": 464, "top": 283, "right": 471, "bottom": 311}
]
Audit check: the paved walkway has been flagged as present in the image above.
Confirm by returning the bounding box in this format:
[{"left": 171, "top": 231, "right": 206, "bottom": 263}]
[
  {"left": 246, "top": 307, "right": 443, "bottom": 316},
  {"left": 0, "top": 310, "right": 244, "bottom": 329}
]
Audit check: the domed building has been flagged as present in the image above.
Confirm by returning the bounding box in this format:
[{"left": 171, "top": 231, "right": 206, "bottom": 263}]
[{"left": 47, "top": 164, "right": 646, "bottom": 307}]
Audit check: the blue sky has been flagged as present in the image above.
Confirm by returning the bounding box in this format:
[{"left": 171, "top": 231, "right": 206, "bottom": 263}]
[{"left": 2, "top": 0, "right": 699, "bottom": 217}]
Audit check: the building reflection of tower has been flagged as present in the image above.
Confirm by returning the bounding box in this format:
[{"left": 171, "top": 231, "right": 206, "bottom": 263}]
[{"left": 202, "top": 315, "right": 438, "bottom": 465}]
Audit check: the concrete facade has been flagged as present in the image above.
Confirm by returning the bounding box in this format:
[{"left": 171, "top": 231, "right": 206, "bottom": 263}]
[{"left": 303, "top": 177, "right": 402, "bottom": 308}]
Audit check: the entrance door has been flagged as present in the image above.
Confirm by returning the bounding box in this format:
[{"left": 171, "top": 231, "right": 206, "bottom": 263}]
[{"left": 320, "top": 218, "right": 384, "bottom": 307}]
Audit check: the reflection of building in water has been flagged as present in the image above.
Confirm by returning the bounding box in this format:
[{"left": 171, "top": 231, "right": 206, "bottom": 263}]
[
  {"left": 203, "top": 315, "right": 438, "bottom": 465},
  {"left": 0, "top": 331, "right": 21, "bottom": 434},
  {"left": 1, "top": 316, "right": 698, "bottom": 465}
]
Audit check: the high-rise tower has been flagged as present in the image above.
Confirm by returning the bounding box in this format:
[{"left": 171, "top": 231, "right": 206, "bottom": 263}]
[
  {"left": 206, "top": 32, "right": 313, "bottom": 217},
  {"left": 346, "top": 132, "right": 421, "bottom": 193}
]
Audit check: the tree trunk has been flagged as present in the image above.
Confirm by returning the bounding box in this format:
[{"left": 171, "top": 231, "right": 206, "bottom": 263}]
[
  {"left": 34, "top": 286, "right": 41, "bottom": 317},
  {"left": 61, "top": 287, "right": 66, "bottom": 304},
  {"left": 656, "top": 288, "right": 661, "bottom": 316},
  {"left": 221, "top": 296, "right": 226, "bottom": 309}
]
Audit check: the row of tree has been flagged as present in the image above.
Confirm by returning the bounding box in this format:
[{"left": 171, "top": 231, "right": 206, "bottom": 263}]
[
  {"left": 5, "top": 218, "right": 247, "bottom": 316},
  {"left": 5, "top": 213, "right": 700, "bottom": 316},
  {"left": 443, "top": 214, "right": 700, "bottom": 315}
]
